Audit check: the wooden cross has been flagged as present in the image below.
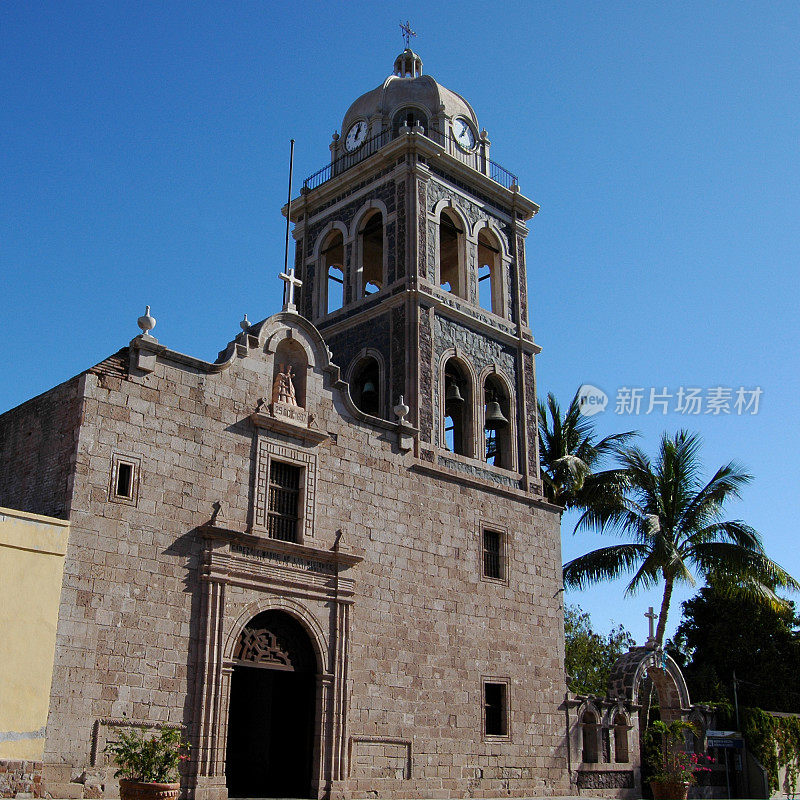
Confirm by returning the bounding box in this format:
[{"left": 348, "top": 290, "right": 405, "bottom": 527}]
[
  {"left": 400, "top": 20, "right": 416, "bottom": 49},
  {"left": 280, "top": 267, "right": 302, "bottom": 311}
]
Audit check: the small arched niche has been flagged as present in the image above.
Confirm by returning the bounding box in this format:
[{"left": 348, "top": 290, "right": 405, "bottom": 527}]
[
  {"left": 613, "top": 712, "right": 629, "bottom": 763},
  {"left": 350, "top": 356, "right": 381, "bottom": 417},
  {"left": 442, "top": 358, "right": 473, "bottom": 457},
  {"left": 581, "top": 709, "right": 599, "bottom": 764},
  {"left": 273, "top": 338, "right": 308, "bottom": 408},
  {"left": 319, "top": 229, "right": 344, "bottom": 315},
  {"left": 358, "top": 210, "right": 384, "bottom": 298},
  {"left": 439, "top": 209, "right": 466, "bottom": 299},
  {"left": 483, "top": 374, "right": 513, "bottom": 470},
  {"left": 477, "top": 226, "right": 504, "bottom": 317}
]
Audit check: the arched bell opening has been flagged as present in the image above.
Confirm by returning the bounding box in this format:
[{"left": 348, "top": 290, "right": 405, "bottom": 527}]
[
  {"left": 442, "top": 358, "right": 473, "bottom": 457},
  {"left": 319, "top": 229, "right": 344, "bottom": 315},
  {"left": 226, "top": 610, "right": 319, "bottom": 799},
  {"left": 438, "top": 209, "right": 466, "bottom": 299},
  {"left": 350, "top": 356, "right": 381, "bottom": 417},
  {"left": 482, "top": 374, "right": 513, "bottom": 470},
  {"left": 358, "top": 210, "right": 384, "bottom": 298},
  {"left": 477, "top": 227, "right": 504, "bottom": 317}
]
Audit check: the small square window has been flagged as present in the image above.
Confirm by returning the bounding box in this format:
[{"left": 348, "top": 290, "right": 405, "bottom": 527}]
[
  {"left": 109, "top": 454, "right": 140, "bottom": 505},
  {"left": 483, "top": 679, "right": 509, "bottom": 738}
]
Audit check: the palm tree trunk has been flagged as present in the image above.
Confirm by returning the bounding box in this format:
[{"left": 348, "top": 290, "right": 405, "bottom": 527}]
[{"left": 655, "top": 573, "right": 674, "bottom": 647}]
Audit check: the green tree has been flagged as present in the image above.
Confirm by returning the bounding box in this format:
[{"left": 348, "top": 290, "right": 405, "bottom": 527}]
[
  {"left": 669, "top": 585, "right": 800, "bottom": 712},
  {"left": 564, "top": 604, "right": 635, "bottom": 695},
  {"left": 564, "top": 430, "right": 799, "bottom": 647},
  {"left": 538, "top": 389, "right": 636, "bottom": 509}
]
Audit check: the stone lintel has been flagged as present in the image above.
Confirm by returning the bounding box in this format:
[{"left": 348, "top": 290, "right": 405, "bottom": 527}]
[
  {"left": 250, "top": 408, "right": 330, "bottom": 445},
  {"left": 200, "top": 524, "right": 363, "bottom": 570}
]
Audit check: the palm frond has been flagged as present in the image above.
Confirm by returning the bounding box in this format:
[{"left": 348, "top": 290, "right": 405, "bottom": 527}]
[{"left": 563, "top": 544, "right": 650, "bottom": 590}]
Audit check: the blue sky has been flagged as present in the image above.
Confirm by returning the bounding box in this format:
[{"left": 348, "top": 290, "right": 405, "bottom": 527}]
[{"left": 3, "top": 2, "right": 799, "bottom": 645}]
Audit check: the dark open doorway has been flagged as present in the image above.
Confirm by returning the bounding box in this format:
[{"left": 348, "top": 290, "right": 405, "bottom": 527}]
[{"left": 225, "top": 611, "right": 317, "bottom": 798}]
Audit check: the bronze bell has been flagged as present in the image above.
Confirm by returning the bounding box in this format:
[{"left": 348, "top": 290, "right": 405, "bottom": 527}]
[
  {"left": 445, "top": 380, "right": 464, "bottom": 406},
  {"left": 484, "top": 400, "right": 509, "bottom": 430},
  {"left": 361, "top": 380, "right": 377, "bottom": 399}
]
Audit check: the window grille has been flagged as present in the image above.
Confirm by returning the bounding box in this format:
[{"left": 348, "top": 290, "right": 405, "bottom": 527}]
[
  {"left": 483, "top": 529, "right": 503, "bottom": 580},
  {"left": 268, "top": 461, "right": 301, "bottom": 542},
  {"left": 484, "top": 682, "right": 507, "bottom": 736}
]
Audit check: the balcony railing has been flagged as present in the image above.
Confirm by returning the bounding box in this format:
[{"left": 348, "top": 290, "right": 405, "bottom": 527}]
[{"left": 302, "top": 127, "right": 519, "bottom": 193}]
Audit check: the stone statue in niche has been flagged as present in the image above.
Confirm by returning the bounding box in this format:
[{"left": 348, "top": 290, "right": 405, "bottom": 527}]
[{"left": 272, "top": 363, "right": 299, "bottom": 407}]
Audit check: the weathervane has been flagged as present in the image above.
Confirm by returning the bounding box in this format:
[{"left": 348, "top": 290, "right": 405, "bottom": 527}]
[{"left": 400, "top": 20, "right": 416, "bottom": 49}]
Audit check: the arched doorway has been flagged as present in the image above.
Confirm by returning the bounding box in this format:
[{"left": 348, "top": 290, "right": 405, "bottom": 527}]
[{"left": 225, "top": 610, "right": 318, "bottom": 798}]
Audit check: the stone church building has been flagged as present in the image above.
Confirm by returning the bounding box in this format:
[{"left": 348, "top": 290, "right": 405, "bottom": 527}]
[{"left": 0, "top": 49, "right": 575, "bottom": 799}]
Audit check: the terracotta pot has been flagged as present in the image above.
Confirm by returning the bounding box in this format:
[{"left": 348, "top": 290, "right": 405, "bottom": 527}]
[
  {"left": 650, "top": 779, "right": 690, "bottom": 800},
  {"left": 118, "top": 779, "right": 180, "bottom": 800}
]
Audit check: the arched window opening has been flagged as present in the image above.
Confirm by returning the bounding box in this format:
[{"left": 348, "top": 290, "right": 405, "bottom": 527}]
[
  {"left": 581, "top": 711, "right": 599, "bottom": 764},
  {"left": 439, "top": 211, "right": 465, "bottom": 298},
  {"left": 483, "top": 375, "right": 512, "bottom": 469},
  {"left": 478, "top": 228, "right": 503, "bottom": 316},
  {"left": 443, "top": 360, "right": 471, "bottom": 456},
  {"left": 613, "top": 714, "right": 629, "bottom": 763},
  {"left": 360, "top": 211, "right": 384, "bottom": 298},
  {"left": 393, "top": 108, "right": 428, "bottom": 137},
  {"left": 320, "top": 230, "right": 344, "bottom": 315},
  {"left": 351, "top": 357, "right": 380, "bottom": 417}
]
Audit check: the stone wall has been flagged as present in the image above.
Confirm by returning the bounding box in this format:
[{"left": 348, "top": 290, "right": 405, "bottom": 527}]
[
  {"left": 0, "top": 374, "right": 84, "bottom": 519},
  {"left": 5, "top": 315, "right": 568, "bottom": 799},
  {"left": 0, "top": 760, "right": 43, "bottom": 798}
]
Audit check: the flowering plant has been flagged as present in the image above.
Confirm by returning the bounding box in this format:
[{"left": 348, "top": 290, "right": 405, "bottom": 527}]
[
  {"left": 105, "top": 726, "right": 189, "bottom": 783},
  {"left": 647, "top": 720, "right": 714, "bottom": 785}
]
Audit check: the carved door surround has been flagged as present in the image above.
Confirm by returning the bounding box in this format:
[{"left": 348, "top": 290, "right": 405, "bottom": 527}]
[{"left": 192, "top": 524, "right": 361, "bottom": 800}]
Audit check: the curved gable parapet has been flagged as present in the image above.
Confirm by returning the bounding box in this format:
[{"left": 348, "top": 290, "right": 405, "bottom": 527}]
[{"left": 254, "top": 312, "right": 334, "bottom": 373}]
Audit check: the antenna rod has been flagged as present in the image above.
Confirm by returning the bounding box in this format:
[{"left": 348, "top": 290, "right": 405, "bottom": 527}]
[{"left": 283, "top": 139, "right": 295, "bottom": 287}]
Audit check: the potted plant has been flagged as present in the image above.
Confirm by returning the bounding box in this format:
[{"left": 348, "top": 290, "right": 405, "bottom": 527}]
[
  {"left": 104, "top": 725, "right": 189, "bottom": 800},
  {"left": 645, "top": 719, "right": 712, "bottom": 800}
]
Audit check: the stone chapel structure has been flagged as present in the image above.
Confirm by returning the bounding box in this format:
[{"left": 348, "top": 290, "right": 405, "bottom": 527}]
[{"left": 0, "top": 50, "right": 574, "bottom": 799}]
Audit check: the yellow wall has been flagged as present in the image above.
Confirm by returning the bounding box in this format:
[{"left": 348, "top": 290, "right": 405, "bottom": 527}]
[{"left": 0, "top": 506, "right": 69, "bottom": 760}]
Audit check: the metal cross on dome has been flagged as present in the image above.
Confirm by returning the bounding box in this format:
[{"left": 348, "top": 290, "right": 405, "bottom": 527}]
[{"left": 400, "top": 20, "right": 416, "bottom": 49}]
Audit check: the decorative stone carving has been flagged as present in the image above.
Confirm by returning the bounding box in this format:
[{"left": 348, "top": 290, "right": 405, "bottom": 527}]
[{"left": 272, "top": 363, "right": 299, "bottom": 407}]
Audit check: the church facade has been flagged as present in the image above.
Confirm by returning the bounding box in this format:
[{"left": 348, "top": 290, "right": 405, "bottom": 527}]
[{"left": 0, "top": 50, "right": 572, "bottom": 800}]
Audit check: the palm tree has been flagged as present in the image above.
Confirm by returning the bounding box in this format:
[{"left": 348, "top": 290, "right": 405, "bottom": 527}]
[
  {"left": 538, "top": 389, "right": 636, "bottom": 509},
  {"left": 563, "top": 430, "right": 799, "bottom": 646}
]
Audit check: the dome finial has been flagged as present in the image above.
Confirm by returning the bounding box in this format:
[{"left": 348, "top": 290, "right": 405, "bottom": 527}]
[{"left": 399, "top": 20, "right": 416, "bottom": 49}]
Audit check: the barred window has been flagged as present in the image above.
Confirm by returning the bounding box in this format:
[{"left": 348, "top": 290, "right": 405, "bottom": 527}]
[
  {"left": 267, "top": 461, "right": 301, "bottom": 542},
  {"left": 482, "top": 528, "right": 503, "bottom": 580},
  {"left": 484, "top": 682, "right": 508, "bottom": 737}
]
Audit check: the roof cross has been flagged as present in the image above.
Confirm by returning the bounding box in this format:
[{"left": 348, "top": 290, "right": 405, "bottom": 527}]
[
  {"left": 644, "top": 606, "right": 658, "bottom": 649},
  {"left": 400, "top": 20, "right": 416, "bottom": 49},
  {"left": 280, "top": 267, "right": 302, "bottom": 312}
]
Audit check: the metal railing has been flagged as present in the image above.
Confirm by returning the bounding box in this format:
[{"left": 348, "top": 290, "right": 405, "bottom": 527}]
[{"left": 302, "top": 127, "right": 519, "bottom": 193}]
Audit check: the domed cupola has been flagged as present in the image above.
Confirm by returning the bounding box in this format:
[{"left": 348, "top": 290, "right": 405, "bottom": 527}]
[
  {"left": 334, "top": 50, "right": 481, "bottom": 163},
  {"left": 393, "top": 47, "right": 423, "bottom": 78}
]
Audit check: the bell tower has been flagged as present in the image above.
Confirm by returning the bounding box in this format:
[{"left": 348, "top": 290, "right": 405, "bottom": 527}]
[{"left": 286, "top": 49, "right": 544, "bottom": 494}]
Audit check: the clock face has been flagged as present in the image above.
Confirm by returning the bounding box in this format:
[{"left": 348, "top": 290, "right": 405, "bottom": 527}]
[
  {"left": 345, "top": 120, "right": 368, "bottom": 152},
  {"left": 453, "top": 117, "right": 476, "bottom": 151}
]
